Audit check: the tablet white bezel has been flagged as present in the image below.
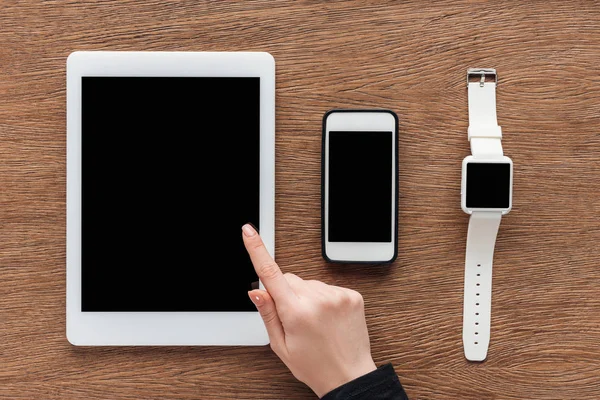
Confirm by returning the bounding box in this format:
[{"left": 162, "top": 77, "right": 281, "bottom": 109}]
[{"left": 66, "top": 51, "right": 274, "bottom": 345}]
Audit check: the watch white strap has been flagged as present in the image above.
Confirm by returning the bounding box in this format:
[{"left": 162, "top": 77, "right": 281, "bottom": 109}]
[
  {"left": 462, "top": 211, "right": 501, "bottom": 361},
  {"left": 464, "top": 68, "right": 503, "bottom": 361},
  {"left": 467, "top": 69, "right": 503, "bottom": 158}
]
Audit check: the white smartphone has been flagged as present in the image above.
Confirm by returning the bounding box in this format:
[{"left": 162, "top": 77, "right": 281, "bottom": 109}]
[{"left": 321, "top": 109, "right": 398, "bottom": 263}]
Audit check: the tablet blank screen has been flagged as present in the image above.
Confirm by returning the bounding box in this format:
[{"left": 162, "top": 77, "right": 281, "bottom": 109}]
[{"left": 81, "top": 77, "right": 260, "bottom": 312}]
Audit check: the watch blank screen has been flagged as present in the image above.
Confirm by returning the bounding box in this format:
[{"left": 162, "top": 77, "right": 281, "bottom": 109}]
[
  {"left": 328, "top": 131, "right": 393, "bottom": 242},
  {"left": 81, "top": 77, "right": 260, "bottom": 312},
  {"left": 466, "top": 162, "right": 511, "bottom": 208}
]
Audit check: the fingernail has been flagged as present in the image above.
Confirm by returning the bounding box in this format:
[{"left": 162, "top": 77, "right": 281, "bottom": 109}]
[
  {"left": 242, "top": 224, "right": 257, "bottom": 237},
  {"left": 248, "top": 291, "right": 263, "bottom": 306}
]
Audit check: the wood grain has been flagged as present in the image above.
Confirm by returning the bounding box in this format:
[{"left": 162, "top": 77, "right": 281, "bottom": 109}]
[{"left": 2, "top": 1, "right": 600, "bottom": 399}]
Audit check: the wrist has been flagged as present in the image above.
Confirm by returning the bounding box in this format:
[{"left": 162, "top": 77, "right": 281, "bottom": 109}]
[{"left": 314, "top": 358, "right": 377, "bottom": 398}]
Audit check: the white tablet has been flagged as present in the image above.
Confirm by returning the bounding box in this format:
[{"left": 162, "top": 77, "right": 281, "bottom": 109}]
[{"left": 66, "top": 51, "right": 275, "bottom": 345}]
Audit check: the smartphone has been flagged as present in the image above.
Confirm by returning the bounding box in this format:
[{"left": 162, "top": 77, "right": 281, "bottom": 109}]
[{"left": 321, "top": 109, "right": 398, "bottom": 263}]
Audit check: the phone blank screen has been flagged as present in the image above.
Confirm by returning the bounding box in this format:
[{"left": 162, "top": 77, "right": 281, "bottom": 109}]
[
  {"left": 81, "top": 77, "right": 260, "bottom": 312},
  {"left": 328, "top": 131, "right": 393, "bottom": 242}
]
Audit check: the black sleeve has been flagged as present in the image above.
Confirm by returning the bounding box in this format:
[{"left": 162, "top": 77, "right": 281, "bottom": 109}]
[{"left": 320, "top": 363, "right": 408, "bottom": 400}]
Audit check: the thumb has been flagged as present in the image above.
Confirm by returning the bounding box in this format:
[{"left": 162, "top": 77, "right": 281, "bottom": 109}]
[{"left": 248, "top": 289, "right": 286, "bottom": 354}]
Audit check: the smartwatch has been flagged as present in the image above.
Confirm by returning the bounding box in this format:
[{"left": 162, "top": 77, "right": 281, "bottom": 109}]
[{"left": 461, "top": 68, "right": 513, "bottom": 361}]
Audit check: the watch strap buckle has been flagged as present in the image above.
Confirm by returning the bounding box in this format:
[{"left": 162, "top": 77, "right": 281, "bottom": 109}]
[{"left": 467, "top": 68, "right": 497, "bottom": 88}]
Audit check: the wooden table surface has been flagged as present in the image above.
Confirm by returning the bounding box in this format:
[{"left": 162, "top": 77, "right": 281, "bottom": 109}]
[{"left": 2, "top": 1, "right": 600, "bottom": 399}]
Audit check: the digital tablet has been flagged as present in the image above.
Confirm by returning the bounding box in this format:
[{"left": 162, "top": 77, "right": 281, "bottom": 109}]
[{"left": 66, "top": 51, "right": 275, "bottom": 345}]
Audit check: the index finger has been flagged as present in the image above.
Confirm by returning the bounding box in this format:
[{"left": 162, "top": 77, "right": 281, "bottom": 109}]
[{"left": 242, "top": 224, "right": 294, "bottom": 304}]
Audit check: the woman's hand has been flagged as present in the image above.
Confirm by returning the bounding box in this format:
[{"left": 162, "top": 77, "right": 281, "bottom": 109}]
[{"left": 242, "top": 224, "right": 376, "bottom": 398}]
